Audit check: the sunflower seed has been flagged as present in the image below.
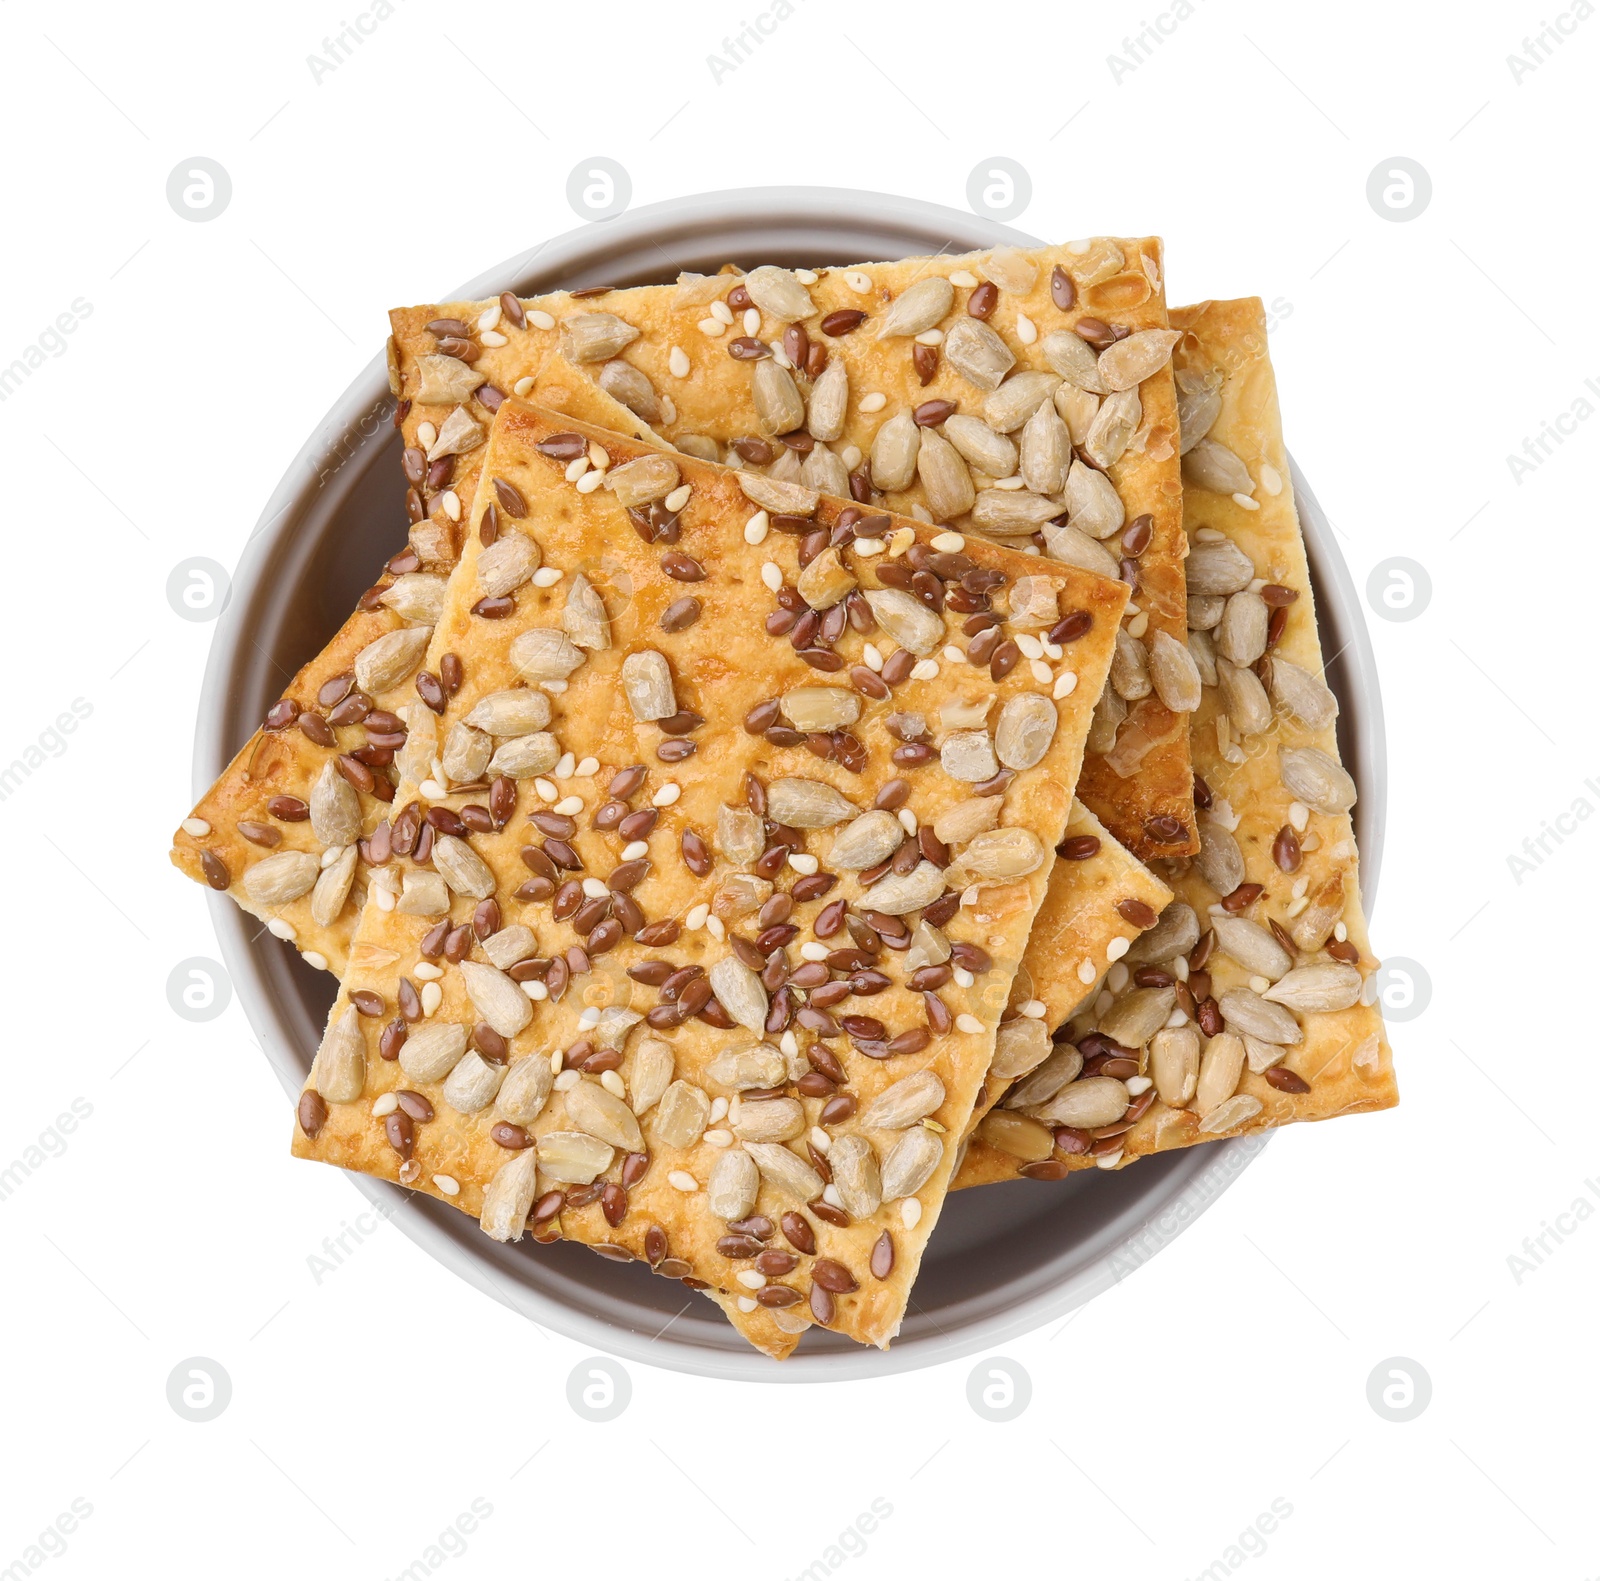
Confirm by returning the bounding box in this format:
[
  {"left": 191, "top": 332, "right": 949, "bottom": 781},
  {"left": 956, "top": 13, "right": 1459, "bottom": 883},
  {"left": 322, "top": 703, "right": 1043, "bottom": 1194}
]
[
  {"left": 991, "top": 1016, "right": 1053, "bottom": 1081},
  {"left": 598, "top": 358, "right": 665, "bottom": 422},
  {"left": 1216, "top": 590, "right": 1269, "bottom": 666},
  {"left": 1006, "top": 1044, "right": 1085, "bottom": 1110},
  {"left": 621, "top": 649, "right": 676, "bottom": 722},
  {"left": 1218, "top": 988, "right": 1302, "bottom": 1045},
  {"left": 1188, "top": 595, "right": 1225, "bottom": 632},
  {"left": 1213, "top": 916, "right": 1293, "bottom": 980},
  {"left": 745, "top": 358, "right": 802, "bottom": 435},
  {"left": 796, "top": 546, "right": 857, "bottom": 610},
  {"left": 1195, "top": 1032, "right": 1246, "bottom": 1117},
  {"left": 1291, "top": 873, "right": 1347, "bottom": 953},
  {"left": 1099, "top": 986, "right": 1176, "bottom": 1048},
  {"left": 864, "top": 860, "right": 947, "bottom": 915},
  {"left": 242, "top": 850, "right": 320, "bottom": 906},
  {"left": 863, "top": 587, "right": 944, "bottom": 656},
  {"left": 943, "top": 316, "right": 1015, "bottom": 390},
  {"left": 959, "top": 827, "right": 1045, "bottom": 881},
  {"left": 940, "top": 414, "right": 1016, "bottom": 478},
  {"left": 1039, "top": 329, "right": 1106, "bottom": 393},
  {"left": 1064, "top": 459, "right": 1125, "bottom": 539},
  {"left": 1019, "top": 399, "right": 1072, "bottom": 495},
  {"left": 732, "top": 1097, "right": 806, "bottom": 1142},
  {"left": 1145, "top": 631, "right": 1202, "bottom": 714},
  {"left": 310, "top": 844, "right": 357, "bottom": 928},
  {"left": 311, "top": 1007, "right": 366, "bottom": 1103},
  {"left": 976, "top": 1111, "right": 1055, "bottom": 1160},
  {"left": 806, "top": 358, "right": 849, "bottom": 441},
  {"left": 1187, "top": 630, "right": 1219, "bottom": 687},
  {"left": 876, "top": 276, "right": 955, "bottom": 339},
  {"left": 396, "top": 870, "right": 449, "bottom": 916},
  {"left": 415, "top": 353, "right": 481, "bottom": 404},
  {"left": 858, "top": 1071, "right": 945, "bottom": 1133},
  {"left": 480, "top": 1150, "right": 540, "bottom": 1241},
  {"left": 430, "top": 834, "right": 494, "bottom": 900},
  {"left": 1043, "top": 521, "right": 1120, "bottom": 579},
  {"left": 1111, "top": 629, "right": 1152, "bottom": 702},
  {"left": 933, "top": 796, "right": 1000, "bottom": 846},
  {"left": 1082, "top": 386, "right": 1142, "bottom": 471},
  {"left": 1033, "top": 1075, "right": 1128, "bottom": 1129},
  {"left": 1195, "top": 817, "right": 1246, "bottom": 896},
  {"left": 557, "top": 572, "right": 610, "bottom": 651},
  {"left": 708, "top": 1045, "right": 787, "bottom": 1090},
  {"left": 354, "top": 627, "right": 430, "bottom": 694},
  {"left": 977, "top": 248, "right": 1038, "bottom": 293},
  {"left": 870, "top": 411, "right": 920, "bottom": 492},
  {"left": 496, "top": 1054, "right": 555, "bottom": 1126},
  {"left": 1183, "top": 438, "right": 1253, "bottom": 495},
  {"left": 766, "top": 778, "right": 856, "bottom": 830},
  {"left": 972, "top": 488, "right": 1063, "bottom": 535},
  {"left": 781, "top": 686, "right": 860, "bottom": 733},
  {"left": 1185, "top": 537, "right": 1256, "bottom": 596},
  {"left": 1126, "top": 901, "right": 1201, "bottom": 966},
  {"left": 488, "top": 732, "right": 560, "bottom": 778},
  {"left": 465, "top": 689, "right": 551, "bottom": 735},
  {"left": 1262, "top": 963, "right": 1363, "bottom": 1013},
  {"left": 444, "top": 1050, "right": 506, "bottom": 1115},
  {"left": 916, "top": 427, "right": 976, "bottom": 520},
  {"left": 880, "top": 1126, "right": 942, "bottom": 1199},
  {"left": 426, "top": 407, "right": 484, "bottom": 462},
  {"left": 605, "top": 454, "right": 680, "bottom": 509},
  {"left": 510, "top": 627, "right": 585, "bottom": 683},
  {"left": 829, "top": 809, "right": 905, "bottom": 870},
  {"left": 828, "top": 1134, "right": 882, "bottom": 1218},
  {"left": 983, "top": 370, "right": 1061, "bottom": 433},
  {"left": 1279, "top": 747, "right": 1357, "bottom": 815},
  {"left": 1087, "top": 687, "right": 1126, "bottom": 755},
  {"left": 710, "top": 955, "right": 769, "bottom": 1033},
  {"left": 652, "top": 1079, "right": 711, "bottom": 1149},
  {"left": 379, "top": 573, "right": 448, "bottom": 627},
  {"left": 941, "top": 730, "right": 999, "bottom": 783},
  {"left": 708, "top": 1148, "right": 760, "bottom": 1220},
  {"left": 442, "top": 722, "right": 493, "bottom": 784},
  {"left": 399, "top": 1022, "right": 469, "bottom": 1083},
  {"left": 560, "top": 312, "right": 641, "bottom": 364},
  {"left": 1149, "top": 1024, "right": 1200, "bottom": 1106},
  {"left": 741, "top": 1142, "right": 824, "bottom": 1203},
  {"left": 994, "top": 693, "right": 1058, "bottom": 771},
  {"left": 624, "top": 1037, "right": 674, "bottom": 1118},
  {"left": 537, "top": 1130, "right": 614, "bottom": 1184},
  {"left": 1217, "top": 657, "right": 1274, "bottom": 737},
  {"left": 308, "top": 760, "right": 361, "bottom": 848},
  {"left": 713, "top": 804, "right": 764, "bottom": 867},
  {"left": 1176, "top": 384, "right": 1222, "bottom": 453},
  {"left": 1263, "top": 657, "right": 1338, "bottom": 730},
  {"left": 460, "top": 960, "right": 533, "bottom": 1038},
  {"left": 1198, "top": 1093, "right": 1263, "bottom": 1135},
  {"left": 565, "top": 1079, "right": 645, "bottom": 1151}
]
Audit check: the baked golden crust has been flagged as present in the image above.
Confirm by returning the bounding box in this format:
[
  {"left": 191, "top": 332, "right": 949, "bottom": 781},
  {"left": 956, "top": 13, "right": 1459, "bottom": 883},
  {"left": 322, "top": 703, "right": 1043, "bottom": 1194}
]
[
  {"left": 955, "top": 298, "right": 1397, "bottom": 1190},
  {"left": 291, "top": 399, "right": 1127, "bottom": 1351}
]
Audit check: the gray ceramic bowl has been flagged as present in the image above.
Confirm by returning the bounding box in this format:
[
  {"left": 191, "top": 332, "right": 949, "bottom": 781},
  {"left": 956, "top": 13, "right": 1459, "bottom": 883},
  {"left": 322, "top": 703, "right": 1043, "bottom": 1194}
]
[{"left": 196, "top": 189, "right": 1383, "bottom": 1381}]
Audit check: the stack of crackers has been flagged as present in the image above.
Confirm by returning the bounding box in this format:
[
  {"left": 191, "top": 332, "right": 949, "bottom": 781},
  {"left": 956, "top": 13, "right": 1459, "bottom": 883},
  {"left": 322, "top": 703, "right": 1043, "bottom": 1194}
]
[{"left": 171, "top": 238, "right": 1397, "bottom": 1358}]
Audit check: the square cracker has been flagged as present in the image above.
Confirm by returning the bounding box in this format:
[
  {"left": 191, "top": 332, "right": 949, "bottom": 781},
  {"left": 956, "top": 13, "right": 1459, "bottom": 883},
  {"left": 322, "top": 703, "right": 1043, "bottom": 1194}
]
[
  {"left": 955, "top": 298, "right": 1398, "bottom": 1190},
  {"left": 291, "top": 399, "right": 1128, "bottom": 1350},
  {"left": 389, "top": 240, "right": 1197, "bottom": 861}
]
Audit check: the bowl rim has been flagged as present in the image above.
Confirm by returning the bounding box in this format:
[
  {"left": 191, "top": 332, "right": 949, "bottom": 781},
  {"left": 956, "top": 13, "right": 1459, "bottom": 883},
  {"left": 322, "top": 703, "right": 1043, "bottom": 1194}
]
[{"left": 196, "top": 187, "right": 1384, "bottom": 1381}]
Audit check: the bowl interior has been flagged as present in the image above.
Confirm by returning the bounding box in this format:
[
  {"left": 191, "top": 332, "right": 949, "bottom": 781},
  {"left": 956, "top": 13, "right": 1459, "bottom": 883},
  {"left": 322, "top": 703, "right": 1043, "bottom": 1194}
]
[{"left": 203, "top": 190, "right": 1380, "bottom": 1380}]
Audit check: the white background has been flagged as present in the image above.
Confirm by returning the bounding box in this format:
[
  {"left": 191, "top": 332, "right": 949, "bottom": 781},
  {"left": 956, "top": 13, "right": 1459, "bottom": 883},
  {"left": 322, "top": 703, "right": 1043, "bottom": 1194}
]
[{"left": 1, "top": 0, "right": 1593, "bottom": 1575}]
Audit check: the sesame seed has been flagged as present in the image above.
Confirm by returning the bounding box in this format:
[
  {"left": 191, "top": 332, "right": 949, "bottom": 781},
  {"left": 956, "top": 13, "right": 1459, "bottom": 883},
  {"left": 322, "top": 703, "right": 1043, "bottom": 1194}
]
[
  {"left": 955, "top": 1013, "right": 984, "bottom": 1034},
  {"left": 1019, "top": 999, "right": 1046, "bottom": 1018},
  {"left": 706, "top": 915, "right": 726, "bottom": 940},
  {"left": 862, "top": 643, "right": 884, "bottom": 671},
  {"left": 800, "top": 942, "right": 829, "bottom": 962},
  {"left": 1285, "top": 897, "right": 1309, "bottom": 918},
  {"left": 953, "top": 967, "right": 974, "bottom": 989},
  {"left": 433, "top": 1174, "right": 461, "bottom": 1196},
  {"left": 698, "top": 317, "right": 724, "bottom": 337},
  {"left": 854, "top": 535, "right": 885, "bottom": 555},
  {"left": 1195, "top": 526, "right": 1225, "bottom": 542},
  {"left": 780, "top": 1031, "right": 799, "bottom": 1056},
  {"left": 415, "top": 421, "right": 438, "bottom": 448},
  {"left": 736, "top": 1268, "right": 766, "bottom": 1289},
  {"left": 994, "top": 475, "right": 1026, "bottom": 491},
  {"left": 319, "top": 845, "right": 344, "bottom": 869},
  {"left": 541, "top": 679, "right": 568, "bottom": 694},
  {"left": 741, "top": 307, "right": 761, "bottom": 335},
  {"left": 1015, "top": 632, "right": 1044, "bottom": 659},
  {"left": 1288, "top": 801, "right": 1310, "bottom": 831},
  {"left": 901, "top": 1198, "right": 923, "bottom": 1228},
  {"left": 534, "top": 778, "right": 558, "bottom": 802},
  {"left": 480, "top": 329, "right": 508, "bottom": 348},
  {"left": 1248, "top": 974, "right": 1271, "bottom": 994},
  {"left": 600, "top": 1070, "right": 627, "bottom": 1099},
  {"left": 1291, "top": 875, "right": 1309, "bottom": 900},
  {"left": 669, "top": 1170, "right": 699, "bottom": 1193},
  {"left": 930, "top": 531, "right": 965, "bottom": 553},
  {"left": 788, "top": 853, "right": 820, "bottom": 875},
  {"left": 845, "top": 270, "right": 872, "bottom": 293},
  {"left": 915, "top": 328, "right": 945, "bottom": 345},
  {"left": 419, "top": 778, "right": 444, "bottom": 799},
  {"left": 1232, "top": 492, "right": 1260, "bottom": 511},
  {"left": 685, "top": 902, "right": 709, "bottom": 930},
  {"left": 745, "top": 511, "right": 770, "bottom": 545},
  {"left": 960, "top": 884, "right": 979, "bottom": 906},
  {"left": 737, "top": 1295, "right": 758, "bottom": 1313},
  {"left": 531, "top": 567, "right": 562, "bottom": 587},
  {"left": 709, "top": 1096, "right": 729, "bottom": 1122},
  {"left": 858, "top": 392, "right": 887, "bottom": 413},
  {"left": 622, "top": 840, "right": 648, "bottom": 861},
  {"left": 513, "top": 376, "right": 535, "bottom": 397},
  {"left": 1107, "top": 962, "right": 1130, "bottom": 993},
  {"left": 840, "top": 445, "right": 863, "bottom": 470},
  {"left": 1029, "top": 659, "right": 1052, "bottom": 684},
  {"left": 822, "top": 1184, "right": 844, "bottom": 1208},
  {"left": 1094, "top": 1150, "right": 1124, "bottom": 1171},
  {"left": 371, "top": 1092, "right": 398, "bottom": 1119},
  {"left": 652, "top": 782, "right": 681, "bottom": 807},
  {"left": 1334, "top": 921, "right": 1349, "bottom": 943},
  {"left": 1077, "top": 959, "right": 1097, "bottom": 985},
  {"left": 704, "top": 1129, "right": 733, "bottom": 1147},
  {"left": 795, "top": 267, "right": 819, "bottom": 284},
  {"left": 578, "top": 1007, "right": 602, "bottom": 1030},
  {"left": 373, "top": 887, "right": 395, "bottom": 913},
  {"left": 1015, "top": 313, "right": 1037, "bottom": 345},
  {"left": 810, "top": 1126, "right": 832, "bottom": 1154},
  {"left": 760, "top": 562, "right": 783, "bottom": 591},
  {"left": 414, "top": 961, "right": 443, "bottom": 981},
  {"left": 576, "top": 469, "right": 605, "bottom": 495},
  {"left": 530, "top": 309, "right": 555, "bottom": 330},
  {"left": 181, "top": 817, "right": 211, "bottom": 838},
  {"left": 1106, "top": 936, "right": 1131, "bottom": 961},
  {"left": 942, "top": 645, "right": 964, "bottom": 663},
  {"left": 575, "top": 756, "right": 599, "bottom": 777},
  {"left": 949, "top": 269, "right": 978, "bottom": 287},
  {"left": 554, "top": 796, "right": 583, "bottom": 816},
  {"left": 267, "top": 918, "right": 296, "bottom": 940},
  {"left": 909, "top": 659, "right": 939, "bottom": 681},
  {"left": 887, "top": 527, "right": 916, "bottom": 556},
  {"left": 420, "top": 982, "right": 442, "bottom": 1016},
  {"left": 1043, "top": 641, "right": 1063, "bottom": 660},
  {"left": 523, "top": 980, "right": 549, "bottom": 1001},
  {"left": 664, "top": 484, "right": 692, "bottom": 512},
  {"left": 668, "top": 346, "right": 690, "bottom": 379},
  {"left": 549, "top": 1048, "right": 566, "bottom": 1073},
  {"left": 441, "top": 490, "right": 461, "bottom": 521},
  {"left": 566, "top": 458, "right": 592, "bottom": 484},
  {"left": 1126, "top": 611, "right": 1149, "bottom": 638},
  {"left": 554, "top": 752, "right": 576, "bottom": 779},
  {"left": 1259, "top": 463, "right": 1284, "bottom": 496},
  {"left": 897, "top": 808, "right": 918, "bottom": 835},
  {"left": 581, "top": 877, "right": 608, "bottom": 899},
  {"left": 554, "top": 1069, "right": 581, "bottom": 1091},
  {"left": 710, "top": 299, "right": 734, "bottom": 326}
]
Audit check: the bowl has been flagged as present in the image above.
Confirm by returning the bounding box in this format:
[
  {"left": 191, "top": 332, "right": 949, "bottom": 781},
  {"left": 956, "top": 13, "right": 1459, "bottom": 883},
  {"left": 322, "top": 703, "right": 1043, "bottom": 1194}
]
[{"left": 196, "top": 188, "right": 1384, "bottom": 1381}]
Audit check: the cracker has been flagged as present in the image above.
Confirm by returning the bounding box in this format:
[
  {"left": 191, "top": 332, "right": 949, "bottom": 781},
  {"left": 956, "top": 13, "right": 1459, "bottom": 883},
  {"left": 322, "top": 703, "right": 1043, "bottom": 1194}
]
[
  {"left": 955, "top": 298, "right": 1397, "bottom": 1189},
  {"left": 290, "top": 399, "right": 1127, "bottom": 1350}
]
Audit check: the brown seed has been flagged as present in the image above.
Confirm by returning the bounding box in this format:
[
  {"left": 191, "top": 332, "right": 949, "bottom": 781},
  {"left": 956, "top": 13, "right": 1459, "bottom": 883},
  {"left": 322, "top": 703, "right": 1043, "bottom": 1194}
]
[
  {"left": 869, "top": 1231, "right": 894, "bottom": 1280},
  {"left": 198, "top": 850, "right": 230, "bottom": 890},
  {"left": 967, "top": 281, "right": 998, "bottom": 319},
  {"left": 493, "top": 477, "right": 527, "bottom": 518},
  {"left": 350, "top": 990, "right": 385, "bottom": 1018},
  {"left": 439, "top": 653, "right": 463, "bottom": 695},
  {"left": 728, "top": 336, "right": 771, "bottom": 360},
  {"left": 1261, "top": 583, "right": 1299, "bottom": 607},
  {"left": 296, "top": 1090, "right": 327, "bottom": 1138},
  {"left": 1193, "top": 774, "right": 1214, "bottom": 811},
  {"left": 821, "top": 309, "right": 867, "bottom": 337},
  {"left": 266, "top": 795, "right": 310, "bottom": 822},
  {"left": 491, "top": 1122, "right": 532, "bottom": 1149},
  {"left": 532, "top": 1189, "right": 565, "bottom": 1223},
  {"left": 812, "top": 1258, "right": 859, "bottom": 1294},
  {"left": 634, "top": 919, "right": 681, "bottom": 947},
  {"left": 757, "top": 1285, "right": 803, "bottom": 1307},
  {"left": 780, "top": 1212, "right": 816, "bottom": 1255},
  {"left": 1050, "top": 265, "right": 1076, "bottom": 311},
  {"left": 264, "top": 699, "right": 300, "bottom": 731},
  {"left": 1144, "top": 815, "right": 1186, "bottom": 845},
  {"left": 1265, "top": 1066, "right": 1311, "bottom": 1094},
  {"left": 1327, "top": 939, "right": 1361, "bottom": 965},
  {"left": 912, "top": 343, "right": 939, "bottom": 385},
  {"left": 1074, "top": 316, "right": 1116, "bottom": 351},
  {"left": 661, "top": 550, "right": 707, "bottom": 581},
  {"left": 809, "top": 1282, "right": 836, "bottom": 1326},
  {"left": 661, "top": 596, "right": 702, "bottom": 632},
  {"left": 1221, "top": 882, "right": 1265, "bottom": 913},
  {"left": 1116, "top": 898, "right": 1159, "bottom": 929},
  {"left": 913, "top": 399, "right": 956, "bottom": 427},
  {"left": 1273, "top": 825, "right": 1302, "bottom": 872},
  {"left": 378, "top": 1021, "right": 407, "bottom": 1061},
  {"left": 989, "top": 640, "right": 1020, "bottom": 681},
  {"left": 384, "top": 1111, "right": 415, "bottom": 1159},
  {"left": 1196, "top": 997, "right": 1223, "bottom": 1036}
]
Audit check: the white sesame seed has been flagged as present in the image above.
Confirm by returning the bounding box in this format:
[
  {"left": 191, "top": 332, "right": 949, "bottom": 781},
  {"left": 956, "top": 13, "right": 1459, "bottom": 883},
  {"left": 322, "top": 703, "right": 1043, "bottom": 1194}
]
[
  {"left": 897, "top": 808, "right": 918, "bottom": 835},
  {"left": 960, "top": 884, "right": 979, "bottom": 906},
  {"left": 735, "top": 1268, "right": 766, "bottom": 1290},
  {"left": 668, "top": 345, "right": 690, "bottom": 379},
  {"left": 1077, "top": 959, "right": 1098, "bottom": 985},
  {"left": 845, "top": 270, "right": 873, "bottom": 293},
  {"left": 1108, "top": 962, "right": 1130, "bottom": 993},
  {"left": 737, "top": 1295, "right": 758, "bottom": 1313},
  {"left": 1195, "top": 526, "right": 1225, "bottom": 542},
  {"left": 576, "top": 469, "right": 605, "bottom": 494},
  {"left": 441, "top": 490, "right": 461, "bottom": 521},
  {"left": 1165, "top": 1006, "right": 1189, "bottom": 1029},
  {"left": 994, "top": 475, "right": 1026, "bottom": 491},
  {"left": 711, "top": 299, "right": 735, "bottom": 325},
  {"left": 371, "top": 1091, "right": 399, "bottom": 1119},
  {"left": 565, "top": 455, "right": 589, "bottom": 482},
  {"left": 523, "top": 980, "right": 549, "bottom": 1001},
  {"left": 531, "top": 567, "right": 562, "bottom": 587},
  {"left": 909, "top": 659, "right": 939, "bottom": 681},
  {"left": 744, "top": 511, "right": 770, "bottom": 545},
  {"left": 822, "top": 1184, "right": 844, "bottom": 1208},
  {"left": 1259, "top": 463, "right": 1284, "bottom": 496},
  {"left": 373, "top": 886, "right": 395, "bottom": 912},
  {"left": 1291, "top": 875, "right": 1309, "bottom": 900},
  {"left": 901, "top": 1198, "right": 923, "bottom": 1228},
  {"left": 858, "top": 392, "right": 887, "bottom": 414},
  {"left": 534, "top": 778, "right": 558, "bottom": 802},
  {"left": 575, "top": 756, "right": 599, "bottom": 777},
  {"left": 480, "top": 329, "right": 507, "bottom": 348},
  {"left": 415, "top": 421, "right": 438, "bottom": 448},
  {"left": 914, "top": 327, "right": 945, "bottom": 345},
  {"left": 799, "top": 942, "right": 829, "bottom": 962},
  {"left": 888, "top": 527, "right": 916, "bottom": 556},
  {"left": 554, "top": 752, "right": 577, "bottom": 779},
  {"left": 698, "top": 317, "right": 724, "bottom": 337},
  {"left": 862, "top": 643, "right": 884, "bottom": 671},
  {"left": 433, "top": 1174, "right": 460, "bottom": 1196},
  {"left": 780, "top": 1030, "right": 799, "bottom": 1056},
  {"left": 1285, "top": 897, "right": 1309, "bottom": 918},
  {"left": 1334, "top": 921, "right": 1349, "bottom": 943},
  {"left": 1170, "top": 956, "right": 1187, "bottom": 983},
  {"left": 942, "top": 644, "right": 965, "bottom": 663},
  {"left": 1029, "top": 659, "right": 1052, "bottom": 684},
  {"left": 760, "top": 561, "right": 783, "bottom": 591},
  {"left": 414, "top": 961, "right": 443, "bottom": 981},
  {"left": 302, "top": 951, "right": 328, "bottom": 971},
  {"left": 705, "top": 915, "right": 726, "bottom": 940},
  {"left": 474, "top": 302, "right": 498, "bottom": 329},
  {"left": 554, "top": 796, "right": 583, "bottom": 817},
  {"left": 541, "top": 679, "right": 567, "bottom": 695},
  {"left": 581, "top": 877, "right": 608, "bottom": 899},
  {"left": 810, "top": 1126, "right": 832, "bottom": 1154},
  {"left": 1095, "top": 1150, "right": 1124, "bottom": 1171},
  {"left": 664, "top": 483, "right": 692, "bottom": 513},
  {"left": 549, "top": 1048, "right": 566, "bottom": 1074},
  {"left": 840, "top": 444, "right": 863, "bottom": 470},
  {"left": 652, "top": 782, "right": 681, "bottom": 808},
  {"left": 1019, "top": 999, "right": 1046, "bottom": 1019},
  {"left": 420, "top": 982, "right": 442, "bottom": 1016},
  {"left": 1232, "top": 492, "right": 1260, "bottom": 511},
  {"left": 669, "top": 1170, "right": 699, "bottom": 1193},
  {"left": 1015, "top": 313, "right": 1037, "bottom": 345},
  {"left": 795, "top": 267, "right": 819, "bottom": 284},
  {"left": 1050, "top": 671, "right": 1079, "bottom": 702},
  {"left": 1289, "top": 801, "right": 1310, "bottom": 831},
  {"left": 1249, "top": 975, "right": 1271, "bottom": 994},
  {"left": 788, "top": 853, "right": 820, "bottom": 875},
  {"left": 709, "top": 1096, "right": 729, "bottom": 1122},
  {"left": 513, "top": 375, "right": 535, "bottom": 397},
  {"left": 853, "top": 536, "right": 885, "bottom": 555},
  {"left": 621, "top": 840, "right": 648, "bottom": 861},
  {"left": 418, "top": 778, "right": 444, "bottom": 800},
  {"left": 266, "top": 918, "right": 296, "bottom": 940},
  {"left": 953, "top": 966, "right": 974, "bottom": 989},
  {"left": 600, "top": 1069, "right": 627, "bottom": 1099},
  {"left": 950, "top": 269, "right": 978, "bottom": 288},
  {"left": 530, "top": 309, "right": 556, "bottom": 330},
  {"left": 1126, "top": 611, "right": 1149, "bottom": 639},
  {"left": 1014, "top": 632, "right": 1043, "bottom": 660},
  {"left": 554, "top": 1068, "right": 581, "bottom": 1091},
  {"left": 685, "top": 902, "right": 709, "bottom": 930},
  {"left": 318, "top": 845, "right": 344, "bottom": 870},
  {"left": 742, "top": 306, "right": 761, "bottom": 335},
  {"left": 181, "top": 817, "right": 211, "bottom": 838},
  {"left": 1106, "top": 935, "right": 1131, "bottom": 961},
  {"left": 929, "top": 531, "right": 965, "bottom": 554},
  {"left": 955, "top": 1013, "right": 984, "bottom": 1034},
  {"left": 704, "top": 1128, "right": 733, "bottom": 1148}
]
